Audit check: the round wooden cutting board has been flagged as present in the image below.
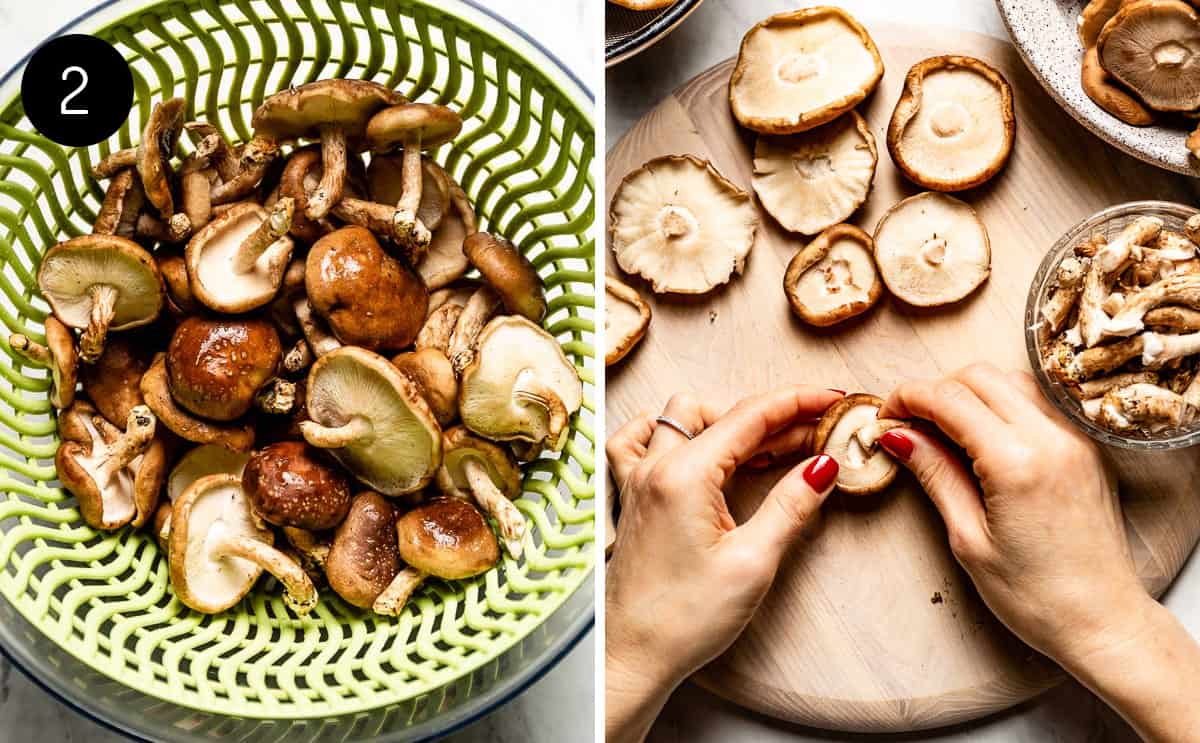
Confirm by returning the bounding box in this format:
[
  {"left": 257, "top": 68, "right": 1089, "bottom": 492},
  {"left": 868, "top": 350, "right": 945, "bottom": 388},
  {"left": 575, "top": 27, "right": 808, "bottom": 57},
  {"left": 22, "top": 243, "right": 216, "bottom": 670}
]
[{"left": 605, "top": 25, "right": 1200, "bottom": 733}]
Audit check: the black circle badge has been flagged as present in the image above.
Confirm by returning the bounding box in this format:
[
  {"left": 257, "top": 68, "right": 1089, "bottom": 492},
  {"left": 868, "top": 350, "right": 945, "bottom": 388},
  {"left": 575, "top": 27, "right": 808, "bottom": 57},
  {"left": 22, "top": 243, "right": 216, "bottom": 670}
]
[{"left": 21, "top": 34, "right": 134, "bottom": 147}]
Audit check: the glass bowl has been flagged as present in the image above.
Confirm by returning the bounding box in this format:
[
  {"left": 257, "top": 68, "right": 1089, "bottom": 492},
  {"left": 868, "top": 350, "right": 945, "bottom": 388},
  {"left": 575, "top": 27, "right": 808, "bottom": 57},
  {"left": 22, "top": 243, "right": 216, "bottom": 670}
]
[{"left": 1025, "top": 201, "right": 1200, "bottom": 450}]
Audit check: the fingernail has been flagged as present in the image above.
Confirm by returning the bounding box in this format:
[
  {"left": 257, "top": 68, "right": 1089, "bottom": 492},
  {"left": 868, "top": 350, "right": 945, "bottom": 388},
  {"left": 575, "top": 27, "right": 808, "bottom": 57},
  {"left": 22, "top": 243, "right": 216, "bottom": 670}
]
[
  {"left": 803, "top": 455, "right": 839, "bottom": 492},
  {"left": 879, "top": 430, "right": 914, "bottom": 461},
  {"left": 827, "top": 388, "right": 847, "bottom": 395},
  {"left": 747, "top": 453, "right": 774, "bottom": 469}
]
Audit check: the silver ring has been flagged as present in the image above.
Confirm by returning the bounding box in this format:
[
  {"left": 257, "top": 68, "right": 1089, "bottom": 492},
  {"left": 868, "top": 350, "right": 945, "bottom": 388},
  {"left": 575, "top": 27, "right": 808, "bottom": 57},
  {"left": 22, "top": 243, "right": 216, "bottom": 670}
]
[{"left": 655, "top": 415, "right": 696, "bottom": 440}]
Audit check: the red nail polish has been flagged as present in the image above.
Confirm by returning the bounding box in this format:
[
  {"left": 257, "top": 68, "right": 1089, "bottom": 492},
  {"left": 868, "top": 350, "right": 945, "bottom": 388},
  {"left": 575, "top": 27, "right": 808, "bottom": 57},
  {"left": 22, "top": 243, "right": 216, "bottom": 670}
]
[
  {"left": 747, "top": 453, "right": 773, "bottom": 469},
  {"left": 879, "top": 430, "right": 914, "bottom": 461},
  {"left": 827, "top": 388, "right": 847, "bottom": 395},
  {"left": 803, "top": 455, "right": 839, "bottom": 492}
]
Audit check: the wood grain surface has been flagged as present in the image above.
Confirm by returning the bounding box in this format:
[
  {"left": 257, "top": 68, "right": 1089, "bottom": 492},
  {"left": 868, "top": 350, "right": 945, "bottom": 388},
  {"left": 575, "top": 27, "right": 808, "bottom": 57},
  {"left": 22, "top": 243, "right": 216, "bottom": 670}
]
[{"left": 605, "top": 24, "right": 1200, "bottom": 733}]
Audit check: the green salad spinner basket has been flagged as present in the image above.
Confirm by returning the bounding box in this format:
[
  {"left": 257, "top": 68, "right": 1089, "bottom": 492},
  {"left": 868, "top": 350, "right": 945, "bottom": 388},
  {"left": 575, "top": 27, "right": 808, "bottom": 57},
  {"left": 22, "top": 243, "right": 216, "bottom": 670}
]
[{"left": 0, "top": 0, "right": 595, "bottom": 739}]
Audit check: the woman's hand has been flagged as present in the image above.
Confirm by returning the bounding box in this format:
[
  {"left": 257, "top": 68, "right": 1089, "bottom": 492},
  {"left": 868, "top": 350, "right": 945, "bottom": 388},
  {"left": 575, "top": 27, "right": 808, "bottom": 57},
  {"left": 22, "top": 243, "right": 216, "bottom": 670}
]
[
  {"left": 605, "top": 385, "right": 843, "bottom": 743},
  {"left": 878, "top": 363, "right": 1200, "bottom": 742}
]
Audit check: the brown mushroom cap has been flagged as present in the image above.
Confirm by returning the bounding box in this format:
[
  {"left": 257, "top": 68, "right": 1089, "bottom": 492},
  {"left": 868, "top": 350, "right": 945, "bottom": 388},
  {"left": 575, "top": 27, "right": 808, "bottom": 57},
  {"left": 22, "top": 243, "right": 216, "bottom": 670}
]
[
  {"left": 80, "top": 336, "right": 151, "bottom": 427},
  {"left": 610, "top": 155, "right": 758, "bottom": 294},
  {"left": 604, "top": 275, "right": 651, "bottom": 366},
  {"left": 752, "top": 110, "right": 877, "bottom": 235},
  {"left": 873, "top": 192, "right": 991, "bottom": 307},
  {"left": 156, "top": 249, "right": 198, "bottom": 316},
  {"left": 37, "top": 234, "right": 164, "bottom": 362},
  {"left": 887, "top": 56, "right": 1016, "bottom": 192},
  {"left": 325, "top": 491, "right": 402, "bottom": 608},
  {"left": 137, "top": 98, "right": 187, "bottom": 219},
  {"left": 1098, "top": 0, "right": 1200, "bottom": 112},
  {"left": 416, "top": 164, "right": 476, "bottom": 290},
  {"left": 1081, "top": 45, "right": 1157, "bottom": 126},
  {"left": 305, "top": 226, "right": 428, "bottom": 351},
  {"left": 463, "top": 232, "right": 547, "bottom": 322},
  {"left": 436, "top": 425, "right": 526, "bottom": 557},
  {"left": 93, "top": 168, "right": 145, "bottom": 238},
  {"left": 395, "top": 497, "right": 499, "bottom": 579},
  {"left": 729, "top": 7, "right": 884, "bottom": 134},
  {"left": 784, "top": 223, "right": 883, "bottom": 327},
  {"left": 186, "top": 201, "right": 295, "bottom": 313},
  {"left": 1079, "top": 0, "right": 1127, "bottom": 48},
  {"left": 251, "top": 79, "right": 401, "bottom": 143},
  {"left": 813, "top": 393, "right": 901, "bottom": 495},
  {"left": 277, "top": 146, "right": 336, "bottom": 242},
  {"left": 392, "top": 348, "right": 458, "bottom": 426},
  {"left": 242, "top": 441, "right": 352, "bottom": 530},
  {"left": 10, "top": 316, "right": 77, "bottom": 409},
  {"left": 166, "top": 316, "right": 282, "bottom": 422},
  {"left": 364, "top": 104, "right": 463, "bottom": 153},
  {"left": 141, "top": 355, "right": 256, "bottom": 451}
]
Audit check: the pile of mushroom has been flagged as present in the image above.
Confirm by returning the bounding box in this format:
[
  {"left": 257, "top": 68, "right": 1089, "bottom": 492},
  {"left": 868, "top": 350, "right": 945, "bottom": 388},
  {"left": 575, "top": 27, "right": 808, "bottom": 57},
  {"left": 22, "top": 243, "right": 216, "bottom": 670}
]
[
  {"left": 1076, "top": 0, "right": 1200, "bottom": 159},
  {"left": 28, "top": 80, "right": 582, "bottom": 618},
  {"left": 1038, "top": 213, "right": 1200, "bottom": 435}
]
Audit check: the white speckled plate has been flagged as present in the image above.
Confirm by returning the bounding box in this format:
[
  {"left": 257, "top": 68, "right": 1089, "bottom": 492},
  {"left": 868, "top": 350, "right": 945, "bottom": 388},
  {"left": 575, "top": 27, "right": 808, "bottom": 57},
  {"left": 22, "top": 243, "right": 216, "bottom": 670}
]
[{"left": 996, "top": 0, "right": 1199, "bottom": 176}]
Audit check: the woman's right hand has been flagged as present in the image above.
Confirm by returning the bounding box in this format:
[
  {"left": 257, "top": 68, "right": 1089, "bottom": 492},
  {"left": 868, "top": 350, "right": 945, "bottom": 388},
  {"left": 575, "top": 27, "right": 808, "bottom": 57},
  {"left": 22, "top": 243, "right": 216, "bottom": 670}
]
[{"left": 876, "top": 363, "right": 1148, "bottom": 667}]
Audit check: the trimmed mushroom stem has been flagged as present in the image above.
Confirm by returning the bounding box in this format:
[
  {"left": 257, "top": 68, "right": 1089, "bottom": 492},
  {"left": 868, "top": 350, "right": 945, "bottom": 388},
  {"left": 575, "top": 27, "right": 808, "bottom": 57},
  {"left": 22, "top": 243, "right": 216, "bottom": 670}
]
[
  {"left": 1142, "top": 332, "right": 1200, "bottom": 367},
  {"left": 1185, "top": 371, "right": 1200, "bottom": 411},
  {"left": 463, "top": 458, "right": 526, "bottom": 559},
  {"left": 79, "top": 285, "right": 118, "bottom": 364},
  {"left": 853, "top": 418, "right": 906, "bottom": 450},
  {"left": 282, "top": 339, "right": 313, "bottom": 375},
  {"left": 1187, "top": 215, "right": 1200, "bottom": 245},
  {"left": 372, "top": 567, "right": 425, "bottom": 616},
  {"left": 448, "top": 286, "right": 501, "bottom": 374},
  {"left": 206, "top": 529, "right": 317, "bottom": 616},
  {"left": 416, "top": 304, "right": 462, "bottom": 354},
  {"left": 1069, "top": 335, "right": 1145, "bottom": 380},
  {"left": 301, "top": 416, "right": 373, "bottom": 449},
  {"left": 97, "top": 406, "right": 156, "bottom": 483},
  {"left": 1077, "top": 371, "right": 1159, "bottom": 399},
  {"left": 233, "top": 197, "right": 295, "bottom": 273},
  {"left": 1041, "top": 256, "right": 1087, "bottom": 335},
  {"left": 1079, "top": 217, "right": 1162, "bottom": 347},
  {"left": 293, "top": 297, "right": 342, "bottom": 357},
  {"left": 9, "top": 334, "right": 51, "bottom": 366},
  {"left": 512, "top": 368, "right": 570, "bottom": 449},
  {"left": 305, "top": 124, "right": 347, "bottom": 221},
  {"left": 1104, "top": 274, "right": 1200, "bottom": 338},
  {"left": 255, "top": 378, "right": 297, "bottom": 415},
  {"left": 392, "top": 144, "right": 432, "bottom": 253},
  {"left": 1100, "top": 383, "right": 1191, "bottom": 434},
  {"left": 92, "top": 148, "right": 138, "bottom": 179}
]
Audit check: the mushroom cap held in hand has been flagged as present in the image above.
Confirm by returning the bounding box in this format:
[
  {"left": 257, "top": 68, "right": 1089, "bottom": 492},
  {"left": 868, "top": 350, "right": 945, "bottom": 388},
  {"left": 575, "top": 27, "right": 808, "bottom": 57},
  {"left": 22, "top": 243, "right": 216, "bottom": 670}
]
[
  {"left": 609, "top": 155, "right": 757, "bottom": 294},
  {"left": 813, "top": 394, "right": 901, "bottom": 495}
]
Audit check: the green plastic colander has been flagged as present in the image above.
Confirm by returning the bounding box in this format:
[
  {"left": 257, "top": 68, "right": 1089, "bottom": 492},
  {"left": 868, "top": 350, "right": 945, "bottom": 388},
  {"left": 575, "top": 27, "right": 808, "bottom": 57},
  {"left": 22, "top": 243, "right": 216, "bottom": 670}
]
[{"left": 0, "top": 1, "right": 595, "bottom": 739}]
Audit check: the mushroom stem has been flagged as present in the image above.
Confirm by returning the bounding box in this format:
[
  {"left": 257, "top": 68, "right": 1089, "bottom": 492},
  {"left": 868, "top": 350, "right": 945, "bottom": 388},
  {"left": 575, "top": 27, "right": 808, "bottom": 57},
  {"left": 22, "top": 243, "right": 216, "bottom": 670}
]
[
  {"left": 1187, "top": 215, "right": 1200, "bottom": 245},
  {"left": 9, "top": 334, "right": 51, "bottom": 366},
  {"left": 80, "top": 284, "right": 119, "bottom": 364},
  {"left": 233, "top": 197, "right": 295, "bottom": 274},
  {"left": 282, "top": 526, "right": 330, "bottom": 571},
  {"left": 255, "top": 378, "right": 297, "bottom": 415},
  {"left": 136, "top": 212, "right": 192, "bottom": 243},
  {"left": 371, "top": 567, "right": 426, "bottom": 616},
  {"left": 301, "top": 416, "right": 373, "bottom": 449},
  {"left": 448, "top": 286, "right": 501, "bottom": 374},
  {"left": 305, "top": 124, "right": 347, "bottom": 221},
  {"left": 206, "top": 529, "right": 317, "bottom": 616},
  {"left": 92, "top": 148, "right": 138, "bottom": 179},
  {"left": 292, "top": 297, "right": 342, "bottom": 357},
  {"left": 393, "top": 143, "right": 433, "bottom": 251},
  {"left": 463, "top": 458, "right": 526, "bottom": 559},
  {"left": 512, "top": 368, "right": 570, "bottom": 449},
  {"left": 282, "top": 339, "right": 313, "bottom": 375},
  {"left": 185, "top": 122, "right": 240, "bottom": 182},
  {"left": 97, "top": 406, "right": 156, "bottom": 483}
]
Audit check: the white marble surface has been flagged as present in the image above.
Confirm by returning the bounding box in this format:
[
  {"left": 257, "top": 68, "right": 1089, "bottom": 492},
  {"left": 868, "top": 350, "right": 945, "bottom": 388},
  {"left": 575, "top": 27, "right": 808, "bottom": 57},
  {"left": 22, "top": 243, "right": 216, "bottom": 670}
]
[
  {"left": 607, "top": 2, "right": 1200, "bottom": 742},
  {"left": 0, "top": 0, "right": 597, "bottom": 741}
]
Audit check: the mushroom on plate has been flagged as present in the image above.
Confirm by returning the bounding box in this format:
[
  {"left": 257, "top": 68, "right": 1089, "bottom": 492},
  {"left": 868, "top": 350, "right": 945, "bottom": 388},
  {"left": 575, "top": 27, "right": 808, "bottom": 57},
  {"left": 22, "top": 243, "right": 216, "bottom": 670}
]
[
  {"left": 1081, "top": 46, "right": 1156, "bottom": 126},
  {"left": 373, "top": 497, "right": 499, "bottom": 616},
  {"left": 604, "top": 275, "right": 651, "bottom": 366},
  {"left": 325, "top": 491, "right": 402, "bottom": 609},
  {"left": 37, "top": 234, "right": 164, "bottom": 363},
  {"left": 459, "top": 316, "right": 583, "bottom": 451},
  {"left": 753, "top": 111, "right": 877, "bottom": 235},
  {"left": 186, "top": 199, "right": 295, "bottom": 313},
  {"left": 56, "top": 402, "right": 165, "bottom": 530},
  {"left": 392, "top": 348, "right": 458, "bottom": 426},
  {"left": 887, "top": 56, "right": 1016, "bottom": 192},
  {"left": 729, "top": 7, "right": 884, "bottom": 134},
  {"left": 166, "top": 316, "right": 282, "bottom": 422},
  {"left": 141, "top": 355, "right": 256, "bottom": 451},
  {"left": 305, "top": 226, "right": 428, "bottom": 352},
  {"left": 242, "top": 441, "right": 352, "bottom": 531},
  {"left": 784, "top": 223, "right": 883, "bottom": 327},
  {"left": 250, "top": 79, "right": 401, "bottom": 221},
  {"left": 169, "top": 473, "right": 316, "bottom": 615},
  {"left": 1098, "top": 0, "right": 1200, "bottom": 113},
  {"left": 873, "top": 192, "right": 991, "bottom": 307},
  {"left": 813, "top": 394, "right": 905, "bottom": 495},
  {"left": 1079, "top": 0, "right": 1128, "bottom": 47},
  {"left": 609, "top": 155, "right": 758, "bottom": 294},
  {"left": 301, "top": 346, "right": 441, "bottom": 495},
  {"left": 363, "top": 103, "right": 463, "bottom": 252},
  {"left": 438, "top": 426, "right": 526, "bottom": 558},
  {"left": 9, "top": 316, "right": 77, "bottom": 409}
]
